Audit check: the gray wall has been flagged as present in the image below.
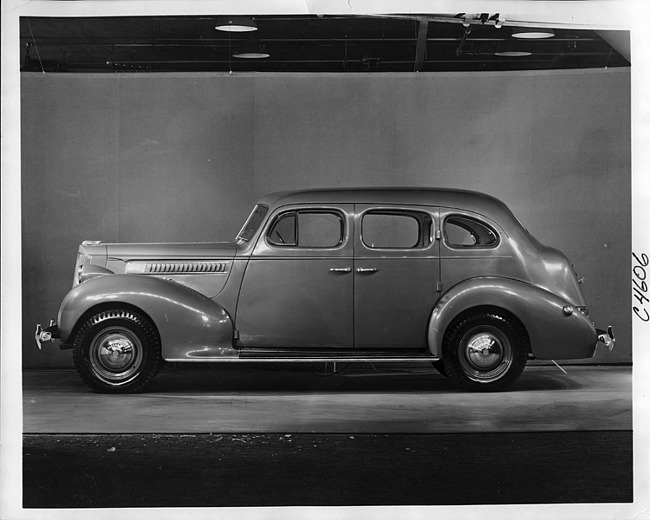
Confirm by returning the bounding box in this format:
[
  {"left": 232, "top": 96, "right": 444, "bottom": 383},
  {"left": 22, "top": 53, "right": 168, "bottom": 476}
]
[{"left": 21, "top": 69, "right": 631, "bottom": 368}]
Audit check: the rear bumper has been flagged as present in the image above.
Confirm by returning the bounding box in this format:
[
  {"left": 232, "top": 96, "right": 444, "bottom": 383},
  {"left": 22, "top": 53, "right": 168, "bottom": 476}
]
[{"left": 596, "top": 326, "right": 615, "bottom": 352}]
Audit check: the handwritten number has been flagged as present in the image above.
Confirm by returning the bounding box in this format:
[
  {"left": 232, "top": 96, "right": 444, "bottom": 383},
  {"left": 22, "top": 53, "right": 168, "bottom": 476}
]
[{"left": 633, "top": 252, "right": 649, "bottom": 322}]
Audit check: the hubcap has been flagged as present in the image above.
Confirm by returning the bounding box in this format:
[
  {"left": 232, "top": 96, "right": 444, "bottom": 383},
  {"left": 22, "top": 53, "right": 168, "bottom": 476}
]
[
  {"left": 458, "top": 326, "right": 512, "bottom": 383},
  {"left": 89, "top": 326, "right": 143, "bottom": 384}
]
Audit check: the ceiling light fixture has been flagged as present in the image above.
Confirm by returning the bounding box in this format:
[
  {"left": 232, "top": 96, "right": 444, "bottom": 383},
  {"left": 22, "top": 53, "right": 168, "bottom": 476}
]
[
  {"left": 233, "top": 41, "right": 270, "bottom": 59},
  {"left": 511, "top": 27, "right": 555, "bottom": 39},
  {"left": 215, "top": 16, "right": 258, "bottom": 32},
  {"left": 494, "top": 41, "right": 532, "bottom": 57}
]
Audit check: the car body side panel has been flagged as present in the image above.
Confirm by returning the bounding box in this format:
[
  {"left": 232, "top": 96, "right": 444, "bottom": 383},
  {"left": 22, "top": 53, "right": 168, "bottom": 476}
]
[
  {"left": 57, "top": 274, "right": 237, "bottom": 360},
  {"left": 214, "top": 258, "right": 250, "bottom": 323},
  {"left": 236, "top": 257, "right": 354, "bottom": 348},
  {"left": 427, "top": 277, "right": 597, "bottom": 360},
  {"left": 354, "top": 257, "right": 438, "bottom": 348},
  {"left": 101, "top": 242, "right": 238, "bottom": 299}
]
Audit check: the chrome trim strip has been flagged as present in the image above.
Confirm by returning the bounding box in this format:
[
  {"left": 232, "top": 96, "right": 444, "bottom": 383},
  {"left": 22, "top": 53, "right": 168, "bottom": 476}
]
[{"left": 164, "top": 356, "right": 440, "bottom": 363}]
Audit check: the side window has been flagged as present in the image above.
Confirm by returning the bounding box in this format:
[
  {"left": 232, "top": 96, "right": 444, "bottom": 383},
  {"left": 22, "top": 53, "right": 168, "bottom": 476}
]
[
  {"left": 444, "top": 215, "right": 499, "bottom": 248},
  {"left": 268, "top": 213, "right": 296, "bottom": 246},
  {"left": 267, "top": 210, "right": 344, "bottom": 248},
  {"left": 362, "top": 211, "right": 431, "bottom": 249},
  {"left": 298, "top": 212, "right": 343, "bottom": 248}
]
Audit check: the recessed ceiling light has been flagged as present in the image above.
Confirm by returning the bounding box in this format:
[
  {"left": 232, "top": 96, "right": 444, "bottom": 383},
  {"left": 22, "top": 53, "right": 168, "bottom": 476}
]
[
  {"left": 215, "top": 17, "right": 258, "bottom": 32},
  {"left": 494, "top": 42, "right": 532, "bottom": 57},
  {"left": 512, "top": 27, "right": 555, "bottom": 39},
  {"left": 495, "top": 50, "right": 532, "bottom": 57},
  {"left": 233, "top": 42, "right": 270, "bottom": 59}
]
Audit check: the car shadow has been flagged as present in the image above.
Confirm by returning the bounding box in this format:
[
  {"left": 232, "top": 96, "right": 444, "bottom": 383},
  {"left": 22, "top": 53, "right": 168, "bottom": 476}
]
[{"left": 142, "top": 362, "right": 582, "bottom": 394}]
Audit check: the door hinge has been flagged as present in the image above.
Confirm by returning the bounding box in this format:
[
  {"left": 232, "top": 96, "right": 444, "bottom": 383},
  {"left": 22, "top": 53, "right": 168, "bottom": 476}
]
[
  {"left": 435, "top": 229, "right": 442, "bottom": 240},
  {"left": 233, "top": 329, "right": 240, "bottom": 339},
  {"left": 436, "top": 282, "right": 443, "bottom": 292}
]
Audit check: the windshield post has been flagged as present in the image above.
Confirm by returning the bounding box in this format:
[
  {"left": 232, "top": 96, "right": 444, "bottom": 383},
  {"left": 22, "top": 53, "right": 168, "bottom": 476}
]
[{"left": 236, "top": 204, "right": 269, "bottom": 244}]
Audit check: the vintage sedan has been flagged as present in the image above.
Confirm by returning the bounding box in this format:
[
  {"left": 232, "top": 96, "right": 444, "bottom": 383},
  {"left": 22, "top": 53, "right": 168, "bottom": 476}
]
[{"left": 36, "top": 188, "right": 614, "bottom": 393}]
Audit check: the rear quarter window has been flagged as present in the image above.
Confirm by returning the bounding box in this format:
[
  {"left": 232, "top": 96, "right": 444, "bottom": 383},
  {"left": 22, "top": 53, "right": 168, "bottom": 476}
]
[{"left": 444, "top": 215, "right": 499, "bottom": 248}]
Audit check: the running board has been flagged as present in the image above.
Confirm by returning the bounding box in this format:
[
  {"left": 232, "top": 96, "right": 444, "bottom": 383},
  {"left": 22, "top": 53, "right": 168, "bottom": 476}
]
[
  {"left": 165, "top": 349, "right": 440, "bottom": 363},
  {"left": 237, "top": 348, "right": 438, "bottom": 363}
]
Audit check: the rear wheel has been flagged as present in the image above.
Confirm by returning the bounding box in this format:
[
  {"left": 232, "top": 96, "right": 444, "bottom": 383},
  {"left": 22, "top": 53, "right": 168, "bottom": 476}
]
[
  {"left": 442, "top": 312, "right": 527, "bottom": 392},
  {"left": 73, "top": 308, "right": 162, "bottom": 393}
]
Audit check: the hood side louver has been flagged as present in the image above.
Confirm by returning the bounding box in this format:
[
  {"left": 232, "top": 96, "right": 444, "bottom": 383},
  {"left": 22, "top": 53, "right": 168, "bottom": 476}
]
[{"left": 145, "top": 262, "right": 229, "bottom": 274}]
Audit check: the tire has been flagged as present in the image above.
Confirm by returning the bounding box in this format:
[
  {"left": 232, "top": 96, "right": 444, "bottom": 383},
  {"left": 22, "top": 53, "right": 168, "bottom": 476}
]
[
  {"left": 72, "top": 308, "right": 162, "bottom": 393},
  {"left": 442, "top": 312, "right": 527, "bottom": 392}
]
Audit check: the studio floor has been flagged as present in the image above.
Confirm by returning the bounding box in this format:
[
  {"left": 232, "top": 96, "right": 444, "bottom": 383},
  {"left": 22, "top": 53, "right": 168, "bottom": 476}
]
[
  {"left": 22, "top": 364, "right": 633, "bottom": 508},
  {"left": 23, "top": 364, "right": 631, "bottom": 433}
]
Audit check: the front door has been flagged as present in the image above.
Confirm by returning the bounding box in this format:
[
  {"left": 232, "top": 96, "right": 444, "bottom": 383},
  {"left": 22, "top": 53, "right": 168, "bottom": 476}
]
[
  {"left": 236, "top": 205, "right": 354, "bottom": 348},
  {"left": 353, "top": 205, "right": 440, "bottom": 349}
]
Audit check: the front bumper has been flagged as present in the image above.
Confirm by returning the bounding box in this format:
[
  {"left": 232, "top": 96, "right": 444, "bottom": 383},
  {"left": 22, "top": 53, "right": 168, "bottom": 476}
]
[
  {"left": 35, "top": 321, "right": 60, "bottom": 350},
  {"left": 596, "top": 326, "right": 615, "bottom": 351}
]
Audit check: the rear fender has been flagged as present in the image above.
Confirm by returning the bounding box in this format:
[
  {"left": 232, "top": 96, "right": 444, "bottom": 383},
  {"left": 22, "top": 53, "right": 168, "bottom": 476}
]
[
  {"left": 58, "top": 274, "right": 236, "bottom": 360},
  {"left": 427, "top": 277, "right": 597, "bottom": 360}
]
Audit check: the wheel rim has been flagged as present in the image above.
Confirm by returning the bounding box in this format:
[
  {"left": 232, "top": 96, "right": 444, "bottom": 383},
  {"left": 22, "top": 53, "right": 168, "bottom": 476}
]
[
  {"left": 88, "top": 326, "right": 144, "bottom": 385},
  {"left": 457, "top": 325, "right": 513, "bottom": 383}
]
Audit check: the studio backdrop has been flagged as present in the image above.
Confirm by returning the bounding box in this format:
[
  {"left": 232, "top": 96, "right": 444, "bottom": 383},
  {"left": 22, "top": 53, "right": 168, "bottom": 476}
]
[{"left": 21, "top": 68, "right": 631, "bottom": 368}]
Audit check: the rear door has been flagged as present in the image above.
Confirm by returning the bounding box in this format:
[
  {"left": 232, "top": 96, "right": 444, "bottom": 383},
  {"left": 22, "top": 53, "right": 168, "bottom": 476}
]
[{"left": 353, "top": 205, "right": 440, "bottom": 349}]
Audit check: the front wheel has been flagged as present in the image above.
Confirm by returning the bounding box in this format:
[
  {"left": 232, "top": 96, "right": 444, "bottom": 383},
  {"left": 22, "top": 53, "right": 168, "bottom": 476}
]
[
  {"left": 442, "top": 312, "right": 528, "bottom": 392},
  {"left": 72, "top": 308, "right": 162, "bottom": 393}
]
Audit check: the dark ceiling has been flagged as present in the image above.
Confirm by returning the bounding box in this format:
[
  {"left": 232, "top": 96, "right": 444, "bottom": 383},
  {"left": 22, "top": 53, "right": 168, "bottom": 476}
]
[{"left": 20, "top": 14, "right": 630, "bottom": 74}]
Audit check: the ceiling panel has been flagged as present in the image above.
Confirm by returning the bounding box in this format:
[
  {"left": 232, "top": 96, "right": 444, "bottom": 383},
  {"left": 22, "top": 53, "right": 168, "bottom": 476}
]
[{"left": 20, "top": 14, "right": 630, "bottom": 73}]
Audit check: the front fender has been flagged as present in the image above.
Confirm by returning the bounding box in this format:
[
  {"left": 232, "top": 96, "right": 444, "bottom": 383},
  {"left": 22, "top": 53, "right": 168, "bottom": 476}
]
[
  {"left": 427, "top": 277, "right": 597, "bottom": 360},
  {"left": 58, "top": 274, "right": 237, "bottom": 360}
]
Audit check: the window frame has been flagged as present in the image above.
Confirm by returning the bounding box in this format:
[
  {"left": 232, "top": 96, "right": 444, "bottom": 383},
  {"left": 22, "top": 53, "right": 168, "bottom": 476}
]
[
  {"left": 442, "top": 213, "right": 501, "bottom": 250},
  {"left": 360, "top": 209, "right": 433, "bottom": 251},
  {"left": 236, "top": 204, "right": 269, "bottom": 244},
  {"left": 266, "top": 208, "right": 346, "bottom": 250}
]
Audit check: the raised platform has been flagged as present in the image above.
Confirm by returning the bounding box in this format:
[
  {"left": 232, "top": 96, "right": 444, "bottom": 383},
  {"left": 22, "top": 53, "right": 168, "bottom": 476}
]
[
  {"left": 23, "top": 364, "right": 631, "bottom": 433},
  {"left": 20, "top": 365, "right": 634, "bottom": 509}
]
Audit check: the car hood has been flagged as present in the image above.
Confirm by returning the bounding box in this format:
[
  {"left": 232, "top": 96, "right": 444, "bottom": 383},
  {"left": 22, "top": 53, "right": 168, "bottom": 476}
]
[{"left": 105, "top": 242, "right": 238, "bottom": 261}]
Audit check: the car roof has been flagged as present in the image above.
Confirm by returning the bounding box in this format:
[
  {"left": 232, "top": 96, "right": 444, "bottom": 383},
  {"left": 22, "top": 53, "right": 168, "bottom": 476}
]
[{"left": 257, "top": 187, "right": 518, "bottom": 225}]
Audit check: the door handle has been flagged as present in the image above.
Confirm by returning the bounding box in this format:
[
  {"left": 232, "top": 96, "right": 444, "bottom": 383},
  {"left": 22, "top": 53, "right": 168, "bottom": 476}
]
[
  {"left": 329, "top": 267, "right": 352, "bottom": 273},
  {"left": 356, "top": 267, "right": 378, "bottom": 274}
]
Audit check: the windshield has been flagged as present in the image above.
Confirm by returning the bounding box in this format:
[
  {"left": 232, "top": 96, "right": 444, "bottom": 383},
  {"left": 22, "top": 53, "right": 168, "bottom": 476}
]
[{"left": 236, "top": 204, "right": 269, "bottom": 243}]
